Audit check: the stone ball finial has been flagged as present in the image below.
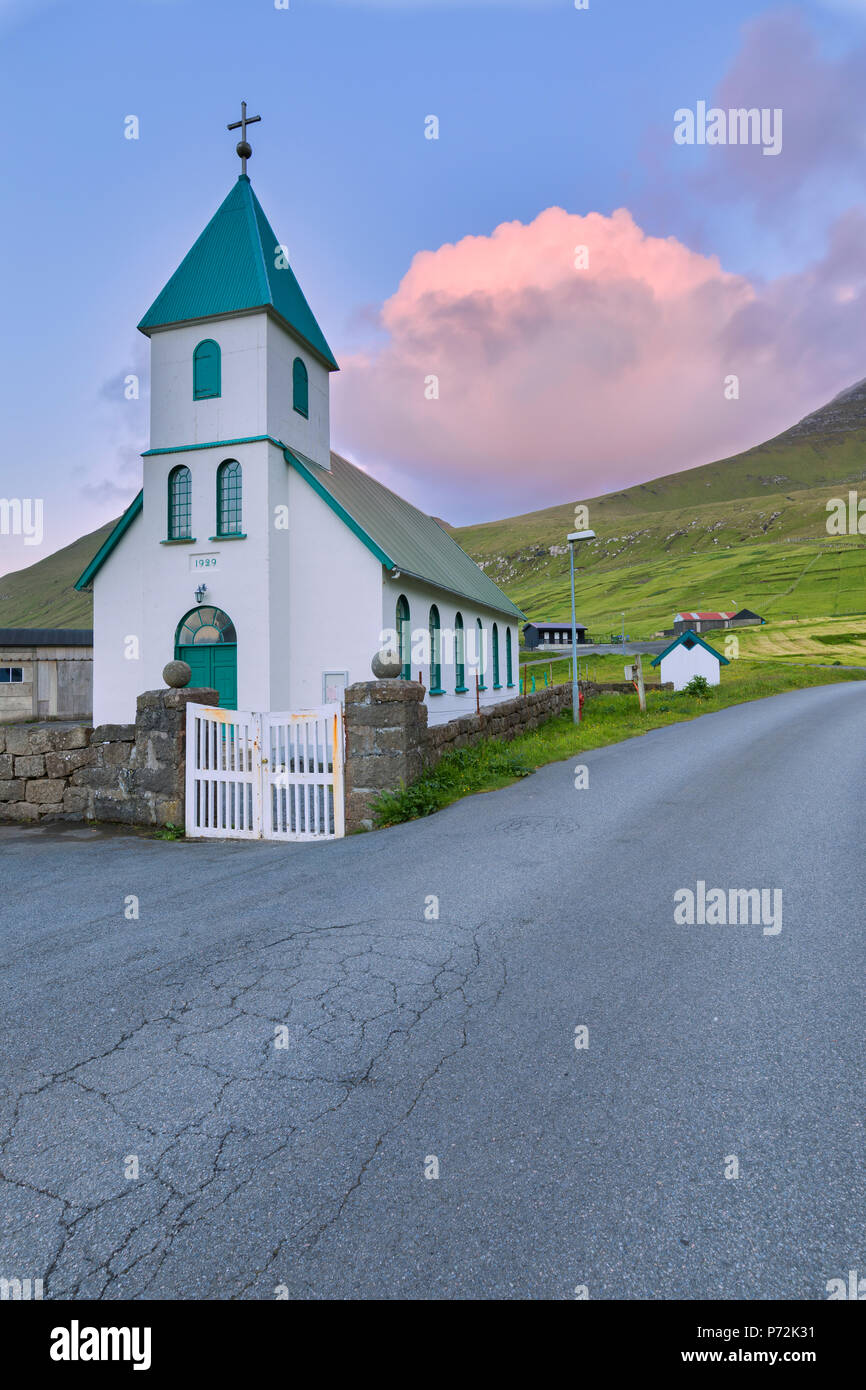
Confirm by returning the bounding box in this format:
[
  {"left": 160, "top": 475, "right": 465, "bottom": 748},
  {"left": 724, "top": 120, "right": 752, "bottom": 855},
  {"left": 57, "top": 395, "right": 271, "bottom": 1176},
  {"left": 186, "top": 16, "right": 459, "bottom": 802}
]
[
  {"left": 371, "top": 649, "right": 402, "bottom": 680},
  {"left": 163, "top": 659, "right": 192, "bottom": 689}
]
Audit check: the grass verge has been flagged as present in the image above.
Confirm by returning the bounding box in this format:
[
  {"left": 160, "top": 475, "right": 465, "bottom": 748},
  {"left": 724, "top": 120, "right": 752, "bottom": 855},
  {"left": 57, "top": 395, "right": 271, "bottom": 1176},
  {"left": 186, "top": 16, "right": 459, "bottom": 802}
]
[{"left": 371, "top": 661, "right": 866, "bottom": 827}]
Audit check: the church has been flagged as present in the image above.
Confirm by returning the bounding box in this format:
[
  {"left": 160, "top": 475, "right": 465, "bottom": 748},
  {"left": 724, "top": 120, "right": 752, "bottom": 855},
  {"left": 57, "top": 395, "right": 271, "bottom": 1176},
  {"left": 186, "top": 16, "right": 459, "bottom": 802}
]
[{"left": 76, "top": 111, "right": 524, "bottom": 728}]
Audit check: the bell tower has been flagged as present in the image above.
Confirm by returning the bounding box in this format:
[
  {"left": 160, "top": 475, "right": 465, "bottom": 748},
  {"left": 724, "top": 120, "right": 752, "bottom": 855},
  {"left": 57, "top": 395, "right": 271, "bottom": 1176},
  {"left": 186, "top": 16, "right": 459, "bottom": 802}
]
[{"left": 137, "top": 103, "right": 339, "bottom": 469}]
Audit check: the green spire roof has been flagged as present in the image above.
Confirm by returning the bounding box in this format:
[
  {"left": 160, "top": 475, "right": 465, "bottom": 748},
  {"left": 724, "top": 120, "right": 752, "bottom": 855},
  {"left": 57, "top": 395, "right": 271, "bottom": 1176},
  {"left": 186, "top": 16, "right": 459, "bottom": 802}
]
[{"left": 137, "top": 176, "right": 338, "bottom": 370}]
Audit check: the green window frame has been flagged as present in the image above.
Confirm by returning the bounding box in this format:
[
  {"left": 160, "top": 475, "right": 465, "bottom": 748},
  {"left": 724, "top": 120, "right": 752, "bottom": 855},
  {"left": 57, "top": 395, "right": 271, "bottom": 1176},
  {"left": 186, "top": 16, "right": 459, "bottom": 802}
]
[
  {"left": 293, "top": 357, "right": 309, "bottom": 417},
  {"left": 429, "top": 605, "right": 443, "bottom": 693},
  {"left": 477, "top": 618, "right": 487, "bottom": 690},
  {"left": 193, "top": 339, "right": 221, "bottom": 400},
  {"left": 455, "top": 612, "right": 467, "bottom": 692},
  {"left": 506, "top": 626, "right": 514, "bottom": 687},
  {"left": 216, "top": 459, "right": 242, "bottom": 536},
  {"left": 168, "top": 465, "right": 192, "bottom": 540},
  {"left": 492, "top": 623, "right": 501, "bottom": 688},
  {"left": 396, "top": 594, "right": 411, "bottom": 680}
]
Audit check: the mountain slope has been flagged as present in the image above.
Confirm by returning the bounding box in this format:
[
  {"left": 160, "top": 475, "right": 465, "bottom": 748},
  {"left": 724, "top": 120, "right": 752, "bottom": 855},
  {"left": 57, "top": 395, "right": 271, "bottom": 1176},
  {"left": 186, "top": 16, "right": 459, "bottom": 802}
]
[
  {"left": 449, "top": 382, "right": 866, "bottom": 633},
  {"left": 0, "top": 519, "right": 115, "bottom": 628}
]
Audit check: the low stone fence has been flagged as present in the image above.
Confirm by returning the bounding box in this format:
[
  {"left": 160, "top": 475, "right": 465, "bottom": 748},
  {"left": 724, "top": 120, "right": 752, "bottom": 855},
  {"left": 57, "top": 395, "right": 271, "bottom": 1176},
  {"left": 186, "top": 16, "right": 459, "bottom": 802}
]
[
  {"left": 424, "top": 682, "right": 572, "bottom": 765},
  {"left": 0, "top": 687, "right": 215, "bottom": 827},
  {"left": 581, "top": 680, "right": 673, "bottom": 695},
  {"left": 345, "top": 680, "right": 574, "bottom": 832}
]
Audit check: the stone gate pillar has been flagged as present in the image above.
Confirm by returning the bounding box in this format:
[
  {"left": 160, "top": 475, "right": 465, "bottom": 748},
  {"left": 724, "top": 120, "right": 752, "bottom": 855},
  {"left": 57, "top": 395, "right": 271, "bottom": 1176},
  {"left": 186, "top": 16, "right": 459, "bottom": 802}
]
[{"left": 343, "top": 680, "right": 427, "bottom": 833}]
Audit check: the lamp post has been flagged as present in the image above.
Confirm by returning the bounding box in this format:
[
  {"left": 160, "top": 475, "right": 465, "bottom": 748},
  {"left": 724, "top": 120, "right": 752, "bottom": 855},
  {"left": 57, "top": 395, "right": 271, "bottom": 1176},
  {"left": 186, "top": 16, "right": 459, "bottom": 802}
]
[
  {"left": 568, "top": 529, "right": 596, "bottom": 724},
  {"left": 621, "top": 611, "right": 626, "bottom": 649}
]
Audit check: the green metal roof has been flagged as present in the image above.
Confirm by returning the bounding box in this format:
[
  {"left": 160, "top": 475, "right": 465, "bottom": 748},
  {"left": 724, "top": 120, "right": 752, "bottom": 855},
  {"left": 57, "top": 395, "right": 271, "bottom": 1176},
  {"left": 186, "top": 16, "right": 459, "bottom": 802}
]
[
  {"left": 287, "top": 449, "right": 525, "bottom": 621},
  {"left": 137, "top": 177, "right": 338, "bottom": 370},
  {"left": 74, "top": 491, "right": 143, "bottom": 591}
]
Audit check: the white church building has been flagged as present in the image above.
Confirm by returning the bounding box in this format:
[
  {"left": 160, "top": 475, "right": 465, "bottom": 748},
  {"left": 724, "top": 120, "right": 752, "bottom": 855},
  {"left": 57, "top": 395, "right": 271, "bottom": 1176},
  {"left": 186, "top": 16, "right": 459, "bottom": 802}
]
[{"left": 77, "top": 131, "right": 523, "bottom": 728}]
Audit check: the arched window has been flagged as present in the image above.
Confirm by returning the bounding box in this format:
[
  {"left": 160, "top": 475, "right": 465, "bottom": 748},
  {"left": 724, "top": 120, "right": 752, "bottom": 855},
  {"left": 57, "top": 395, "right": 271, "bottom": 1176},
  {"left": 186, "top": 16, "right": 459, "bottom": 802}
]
[
  {"left": 216, "top": 460, "right": 242, "bottom": 536},
  {"left": 492, "top": 623, "right": 501, "bottom": 688},
  {"left": 396, "top": 594, "right": 411, "bottom": 681},
  {"left": 168, "top": 465, "right": 192, "bottom": 540},
  {"left": 429, "top": 605, "right": 443, "bottom": 693},
  {"left": 176, "top": 606, "right": 237, "bottom": 646},
  {"left": 293, "top": 357, "right": 309, "bottom": 417},
  {"left": 477, "top": 618, "right": 487, "bottom": 690},
  {"left": 455, "top": 612, "right": 466, "bottom": 692},
  {"left": 506, "top": 627, "right": 514, "bottom": 687},
  {"left": 193, "top": 339, "right": 221, "bottom": 400}
]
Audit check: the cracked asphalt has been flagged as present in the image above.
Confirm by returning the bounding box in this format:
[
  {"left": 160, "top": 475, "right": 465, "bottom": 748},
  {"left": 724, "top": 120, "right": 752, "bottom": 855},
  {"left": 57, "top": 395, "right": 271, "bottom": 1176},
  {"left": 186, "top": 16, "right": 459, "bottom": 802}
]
[{"left": 1, "top": 681, "right": 865, "bottom": 1300}]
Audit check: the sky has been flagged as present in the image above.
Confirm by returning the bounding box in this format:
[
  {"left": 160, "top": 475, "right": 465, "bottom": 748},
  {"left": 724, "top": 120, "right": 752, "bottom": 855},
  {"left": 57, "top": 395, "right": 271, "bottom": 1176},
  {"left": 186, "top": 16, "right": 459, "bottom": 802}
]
[{"left": 3, "top": 0, "right": 866, "bottom": 574}]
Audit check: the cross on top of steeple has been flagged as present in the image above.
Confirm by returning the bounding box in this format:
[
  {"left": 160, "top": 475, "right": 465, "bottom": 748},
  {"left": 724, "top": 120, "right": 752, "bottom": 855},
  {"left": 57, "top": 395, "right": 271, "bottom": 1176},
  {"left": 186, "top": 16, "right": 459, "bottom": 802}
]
[{"left": 227, "top": 101, "right": 261, "bottom": 176}]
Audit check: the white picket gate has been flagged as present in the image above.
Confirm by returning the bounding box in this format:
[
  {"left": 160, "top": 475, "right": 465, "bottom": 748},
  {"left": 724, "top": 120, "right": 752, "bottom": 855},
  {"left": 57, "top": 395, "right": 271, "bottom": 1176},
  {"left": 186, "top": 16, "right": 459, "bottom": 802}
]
[{"left": 185, "top": 704, "right": 344, "bottom": 841}]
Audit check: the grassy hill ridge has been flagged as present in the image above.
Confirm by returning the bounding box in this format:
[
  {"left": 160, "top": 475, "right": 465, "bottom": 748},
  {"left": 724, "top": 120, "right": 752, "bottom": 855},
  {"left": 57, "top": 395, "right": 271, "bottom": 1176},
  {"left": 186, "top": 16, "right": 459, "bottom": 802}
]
[
  {"left": 448, "top": 382, "right": 866, "bottom": 635},
  {"left": 0, "top": 518, "right": 115, "bottom": 628}
]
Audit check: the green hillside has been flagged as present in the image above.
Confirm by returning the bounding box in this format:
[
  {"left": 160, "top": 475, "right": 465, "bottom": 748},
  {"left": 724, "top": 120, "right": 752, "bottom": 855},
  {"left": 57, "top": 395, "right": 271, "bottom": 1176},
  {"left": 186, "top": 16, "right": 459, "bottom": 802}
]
[
  {"left": 451, "top": 379, "right": 866, "bottom": 636},
  {"left": 2, "top": 378, "right": 866, "bottom": 636},
  {"left": 0, "top": 518, "right": 114, "bottom": 628}
]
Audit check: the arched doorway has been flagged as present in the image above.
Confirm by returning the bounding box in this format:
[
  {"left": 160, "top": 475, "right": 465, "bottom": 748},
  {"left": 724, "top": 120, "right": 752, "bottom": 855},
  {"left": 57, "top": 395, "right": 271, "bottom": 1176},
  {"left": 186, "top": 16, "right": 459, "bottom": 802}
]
[{"left": 175, "top": 606, "right": 237, "bottom": 709}]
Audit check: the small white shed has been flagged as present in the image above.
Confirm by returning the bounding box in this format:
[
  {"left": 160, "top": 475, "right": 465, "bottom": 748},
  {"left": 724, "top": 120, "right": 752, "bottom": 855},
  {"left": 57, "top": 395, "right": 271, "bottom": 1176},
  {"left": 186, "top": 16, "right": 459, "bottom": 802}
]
[{"left": 651, "top": 629, "right": 729, "bottom": 691}]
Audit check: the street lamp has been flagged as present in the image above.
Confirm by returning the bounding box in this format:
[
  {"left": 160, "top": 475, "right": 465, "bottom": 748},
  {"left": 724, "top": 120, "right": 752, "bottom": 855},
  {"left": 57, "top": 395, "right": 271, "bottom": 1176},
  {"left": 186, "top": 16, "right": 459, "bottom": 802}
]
[{"left": 568, "top": 530, "right": 596, "bottom": 723}]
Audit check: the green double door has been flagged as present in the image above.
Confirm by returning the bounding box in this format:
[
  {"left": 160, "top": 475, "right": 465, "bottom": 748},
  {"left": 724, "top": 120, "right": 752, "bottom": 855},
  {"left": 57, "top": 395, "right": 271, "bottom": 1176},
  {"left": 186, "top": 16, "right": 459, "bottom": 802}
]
[{"left": 177, "top": 643, "right": 237, "bottom": 709}]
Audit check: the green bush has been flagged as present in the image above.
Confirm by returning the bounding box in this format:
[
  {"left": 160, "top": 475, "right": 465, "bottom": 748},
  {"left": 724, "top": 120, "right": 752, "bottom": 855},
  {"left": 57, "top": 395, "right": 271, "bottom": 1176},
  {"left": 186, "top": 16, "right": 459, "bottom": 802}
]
[{"left": 682, "top": 674, "right": 711, "bottom": 698}]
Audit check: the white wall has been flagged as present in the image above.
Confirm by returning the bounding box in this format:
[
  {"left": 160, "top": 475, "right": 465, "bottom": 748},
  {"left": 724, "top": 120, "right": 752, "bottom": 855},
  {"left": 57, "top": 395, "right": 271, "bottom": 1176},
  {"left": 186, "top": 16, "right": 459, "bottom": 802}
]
[
  {"left": 381, "top": 573, "right": 519, "bottom": 726},
  {"left": 148, "top": 313, "right": 269, "bottom": 449},
  {"left": 148, "top": 312, "right": 332, "bottom": 473},
  {"left": 659, "top": 642, "right": 723, "bottom": 692},
  {"left": 266, "top": 318, "right": 332, "bottom": 471},
  {"left": 285, "top": 467, "right": 382, "bottom": 708}
]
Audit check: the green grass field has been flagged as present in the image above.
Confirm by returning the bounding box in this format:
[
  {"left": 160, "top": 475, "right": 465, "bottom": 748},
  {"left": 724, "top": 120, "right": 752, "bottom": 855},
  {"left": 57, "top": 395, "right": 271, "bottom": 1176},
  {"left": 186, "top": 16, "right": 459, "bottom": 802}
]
[{"left": 461, "top": 529, "right": 866, "bottom": 640}]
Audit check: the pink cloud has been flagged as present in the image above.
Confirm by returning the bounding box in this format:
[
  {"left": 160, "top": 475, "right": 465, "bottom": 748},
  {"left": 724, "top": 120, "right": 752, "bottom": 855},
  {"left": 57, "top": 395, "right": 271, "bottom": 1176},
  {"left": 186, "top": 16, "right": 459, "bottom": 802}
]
[{"left": 333, "top": 204, "right": 866, "bottom": 517}]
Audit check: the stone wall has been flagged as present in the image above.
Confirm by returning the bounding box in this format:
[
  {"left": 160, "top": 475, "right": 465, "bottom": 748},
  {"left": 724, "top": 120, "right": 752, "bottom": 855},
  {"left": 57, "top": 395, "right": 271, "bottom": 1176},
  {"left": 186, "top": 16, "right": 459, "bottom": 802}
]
[
  {"left": 0, "top": 687, "right": 216, "bottom": 828},
  {"left": 344, "top": 679, "right": 574, "bottom": 832},
  {"left": 424, "top": 682, "right": 572, "bottom": 766}
]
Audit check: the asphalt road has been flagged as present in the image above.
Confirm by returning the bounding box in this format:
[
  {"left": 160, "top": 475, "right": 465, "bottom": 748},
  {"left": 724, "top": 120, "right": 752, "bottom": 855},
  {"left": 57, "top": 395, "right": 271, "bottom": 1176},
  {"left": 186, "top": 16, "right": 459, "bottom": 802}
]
[{"left": 1, "top": 681, "right": 864, "bottom": 1300}]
